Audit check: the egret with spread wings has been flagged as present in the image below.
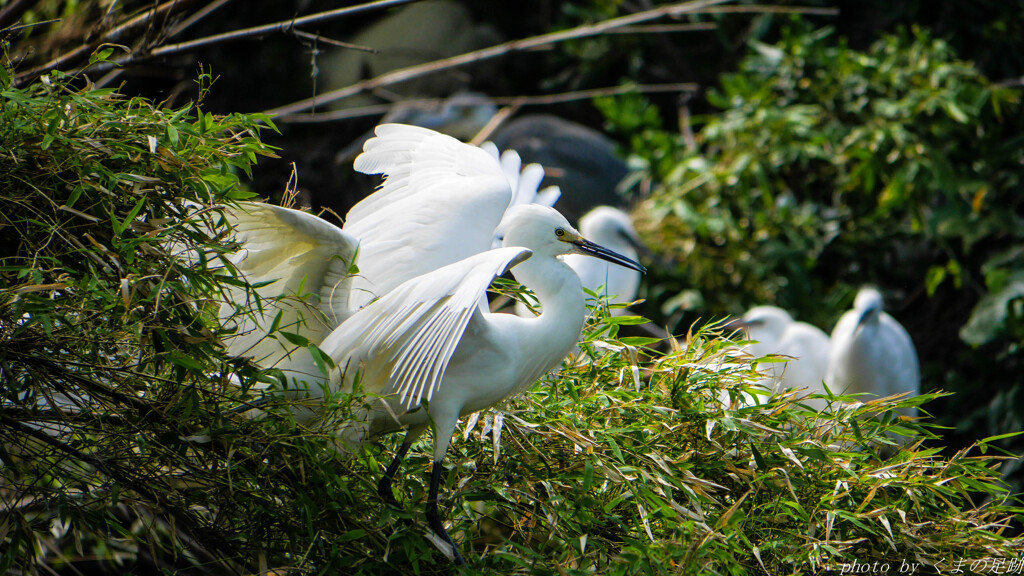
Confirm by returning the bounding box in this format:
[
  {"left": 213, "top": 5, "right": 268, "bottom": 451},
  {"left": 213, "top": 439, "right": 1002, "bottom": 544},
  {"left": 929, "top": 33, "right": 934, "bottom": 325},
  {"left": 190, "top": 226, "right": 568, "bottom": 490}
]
[{"left": 210, "top": 124, "right": 646, "bottom": 564}]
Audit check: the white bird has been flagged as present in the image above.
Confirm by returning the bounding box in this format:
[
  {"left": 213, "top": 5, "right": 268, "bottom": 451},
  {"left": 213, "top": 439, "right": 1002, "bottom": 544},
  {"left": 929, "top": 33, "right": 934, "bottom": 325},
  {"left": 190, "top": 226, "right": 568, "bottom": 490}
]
[
  {"left": 827, "top": 286, "right": 920, "bottom": 419},
  {"left": 516, "top": 206, "right": 646, "bottom": 316},
  {"left": 212, "top": 124, "right": 646, "bottom": 564},
  {"left": 732, "top": 306, "right": 831, "bottom": 409}
]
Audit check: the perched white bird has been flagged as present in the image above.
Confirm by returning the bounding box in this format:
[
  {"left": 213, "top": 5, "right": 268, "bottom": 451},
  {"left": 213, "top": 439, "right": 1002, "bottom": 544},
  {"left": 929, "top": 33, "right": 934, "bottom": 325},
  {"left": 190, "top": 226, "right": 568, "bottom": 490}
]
[
  {"left": 212, "top": 124, "right": 645, "bottom": 564},
  {"left": 516, "top": 206, "right": 645, "bottom": 316},
  {"left": 827, "top": 287, "right": 920, "bottom": 418},
  {"left": 562, "top": 206, "right": 645, "bottom": 308},
  {"left": 732, "top": 306, "right": 831, "bottom": 409}
]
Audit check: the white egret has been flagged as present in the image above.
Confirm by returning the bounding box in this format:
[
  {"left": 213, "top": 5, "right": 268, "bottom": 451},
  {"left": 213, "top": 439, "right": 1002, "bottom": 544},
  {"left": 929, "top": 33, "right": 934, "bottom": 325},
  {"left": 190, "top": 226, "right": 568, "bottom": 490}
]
[
  {"left": 827, "top": 287, "right": 920, "bottom": 418},
  {"left": 213, "top": 124, "right": 646, "bottom": 564},
  {"left": 564, "top": 206, "right": 646, "bottom": 309},
  {"left": 732, "top": 306, "right": 831, "bottom": 409}
]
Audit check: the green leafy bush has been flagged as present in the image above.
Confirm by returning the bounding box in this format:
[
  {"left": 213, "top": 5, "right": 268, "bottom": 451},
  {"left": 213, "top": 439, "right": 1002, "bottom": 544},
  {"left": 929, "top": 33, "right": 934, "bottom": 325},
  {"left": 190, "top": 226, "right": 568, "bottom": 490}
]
[
  {"left": 599, "top": 23, "right": 1024, "bottom": 459},
  {"left": 0, "top": 64, "right": 287, "bottom": 573},
  {"left": 604, "top": 25, "right": 1021, "bottom": 320}
]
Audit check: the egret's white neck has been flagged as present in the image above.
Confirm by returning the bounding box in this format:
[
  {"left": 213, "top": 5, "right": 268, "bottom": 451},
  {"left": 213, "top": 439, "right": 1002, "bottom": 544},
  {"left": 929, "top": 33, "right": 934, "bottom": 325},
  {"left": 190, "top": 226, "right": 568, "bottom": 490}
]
[{"left": 510, "top": 254, "right": 587, "bottom": 380}]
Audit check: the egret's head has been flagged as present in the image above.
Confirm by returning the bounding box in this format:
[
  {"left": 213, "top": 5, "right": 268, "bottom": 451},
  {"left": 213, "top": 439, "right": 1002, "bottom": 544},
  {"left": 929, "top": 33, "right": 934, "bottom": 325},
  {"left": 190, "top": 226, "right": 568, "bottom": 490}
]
[
  {"left": 854, "top": 286, "right": 884, "bottom": 313},
  {"left": 500, "top": 205, "right": 645, "bottom": 273},
  {"left": 736, "top": 305, "right": 793, "bottom": 342},
  {"left": 854, "top": 286, "right": 884, "bottom": 328},
  {"left": 579, "top": 206, "right": 637, "bottom": 243}
]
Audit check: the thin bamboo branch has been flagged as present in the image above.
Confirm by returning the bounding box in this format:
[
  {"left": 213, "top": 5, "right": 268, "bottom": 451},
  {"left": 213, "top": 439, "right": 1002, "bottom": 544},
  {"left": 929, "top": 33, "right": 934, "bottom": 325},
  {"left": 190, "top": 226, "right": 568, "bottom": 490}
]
[
  {"left": 276, "top": 83, "right": 700, "bottom": 123},
  {"left": 142, "top": 0, "right": 413, "bottom": 58},
  {"left": 170, "top": 0, "right": 234, "bottom": 37},
  {"left": 15, "top": 0, "right": 203, "bottom": 85},
  {"left": 0, "top": 0, "right": 35, "bottom": 30},
  {"left": 0, "top": 18, "right": 62, "bottom": 38},
  {"left": 17, "top": 0, "right": 409, "bottom": 85},
  {"left": 468, "top": 105, "right": 519, "bottom": 146},
  {"left": 605, "top": 23, "right": 718, "bottom": 34},
  {"left": 263, "top": 0, "right": 738, "bottom": 117},
  {"left": 94, "top": 0, "right": 236, "bottom": 89},
  {"left": 698, "top": 4, "right": 839, "bottom": 14},
  {"left": 291, "top": 29, "right": 377, "bottom": 53}
]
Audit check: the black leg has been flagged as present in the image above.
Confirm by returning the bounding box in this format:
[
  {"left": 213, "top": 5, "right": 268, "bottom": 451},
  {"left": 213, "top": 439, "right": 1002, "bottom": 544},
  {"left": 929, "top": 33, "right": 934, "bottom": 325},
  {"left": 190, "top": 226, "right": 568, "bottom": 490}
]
[
  {"left": 425, "top": 459, "right": 465, "bottom": 565},
  {"left": 378, "top": 435, "right": 414, "bottom": 506}
]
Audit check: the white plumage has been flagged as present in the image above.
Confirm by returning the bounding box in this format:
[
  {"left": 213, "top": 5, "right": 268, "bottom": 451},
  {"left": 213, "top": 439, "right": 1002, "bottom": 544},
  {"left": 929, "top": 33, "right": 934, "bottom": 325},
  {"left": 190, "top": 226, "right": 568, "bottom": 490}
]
[
  {"left": 826, "top": 287, "right": 920, "bottom": 417},
  {"left": 735, "top": 305, "right": 831, "bottom": 409},
  {"left": 211, "top": 124, "right": 645, "bottom": 564}
]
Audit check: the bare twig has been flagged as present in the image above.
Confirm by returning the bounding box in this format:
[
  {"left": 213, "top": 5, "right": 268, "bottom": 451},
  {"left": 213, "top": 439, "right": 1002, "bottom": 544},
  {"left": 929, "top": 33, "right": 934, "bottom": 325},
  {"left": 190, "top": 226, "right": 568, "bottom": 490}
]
[
  {"left": 995, "top": 76, "right": 1024, "bottom": 88},
  {"left": 170, "top": 0, "right": 235, "bottom": 37},
  {"left": 468, "top": 106, "right": 520, "bottom": 146},
  {"left": 605, "top": 23, "right": 718, "bottom": 34},
  {"left": 0, "top": 0, "right": 35, "bottom": 29},
  {"left": 263, "top": 0, "right": 738, "bottom": 117},
  {"left": 94, "top": 0, "right": 236, "bottom": 89},
  {"left": 290, "top": 29, "right": 377, "bottom": 53},
  {"left": 17, "top": 0, "right": 406, "bottom": 85},
  {"left": 0, "top": 19, "right": 62, "bottom": 39},
  {"left": 139, "top": 0, "right": 411, "bottom": 59},
  {"left": 15, "top": 0, "right": 203, "bottom": 85},
  {"left": 276, "top": 83, "right": 700, "bottom": 124},
  {"left": 698, "top": 4, "right": 839, "bottom": 14}
]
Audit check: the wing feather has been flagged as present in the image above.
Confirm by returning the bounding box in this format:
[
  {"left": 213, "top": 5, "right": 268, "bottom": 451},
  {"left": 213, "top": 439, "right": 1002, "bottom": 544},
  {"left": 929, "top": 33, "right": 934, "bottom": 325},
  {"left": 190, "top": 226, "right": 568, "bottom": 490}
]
[
  {"left": 347, "top": 124, "right": 513, "bottom": 308},
  {"left": 320, "top": 247, "right": 532, "bottom": 409},
  {"left": 219, "top": 202, "right": 358, "bottom": 375}
]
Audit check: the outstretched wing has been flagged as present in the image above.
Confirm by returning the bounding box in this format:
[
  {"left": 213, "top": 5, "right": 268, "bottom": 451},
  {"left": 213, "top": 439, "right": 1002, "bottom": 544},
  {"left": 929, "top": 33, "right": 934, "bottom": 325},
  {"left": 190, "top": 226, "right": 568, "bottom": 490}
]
[
  {"left": 480, "top": 141, "right": 561, "bottom": 209},
  {"left": 220, "top": 202, "right": 358, "bottom": 372},
  {"left": 320, "top": 247, "right": 531, "bottom": 409},
  {"left": 347, "top": 124, "right": 513, "bottom": 308}
]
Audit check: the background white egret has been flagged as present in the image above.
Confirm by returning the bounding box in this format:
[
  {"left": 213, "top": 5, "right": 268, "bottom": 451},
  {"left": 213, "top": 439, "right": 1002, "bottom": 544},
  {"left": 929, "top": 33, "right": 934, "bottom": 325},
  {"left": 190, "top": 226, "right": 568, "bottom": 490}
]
[
  {"left": 732, "top": 306, "right": 831, "bottom": 409},
  {"left": 215, "top": 124, "right": 645, "bottom": 564},
  {"left": 564, "top": 206, "right": 646, "bottom": 309},
  {"left": 827, "top": 286, "right": 920, "bottom": 418}
]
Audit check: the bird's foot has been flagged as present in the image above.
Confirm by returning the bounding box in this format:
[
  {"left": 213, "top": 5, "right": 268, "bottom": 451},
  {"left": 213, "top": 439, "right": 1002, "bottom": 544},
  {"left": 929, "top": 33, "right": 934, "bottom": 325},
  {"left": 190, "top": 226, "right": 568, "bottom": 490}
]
[
  {"left": 425, "top": 521, "right": 465, "bottom": 565},
  {"left": 426, "top": 499, "right": 465, "bottom": 565}
]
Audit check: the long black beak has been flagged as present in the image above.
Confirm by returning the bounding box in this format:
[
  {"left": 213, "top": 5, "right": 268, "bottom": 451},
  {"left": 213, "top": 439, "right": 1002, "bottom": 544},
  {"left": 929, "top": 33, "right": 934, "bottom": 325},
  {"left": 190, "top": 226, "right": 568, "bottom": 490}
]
[
  {"left": 572, "top": 238, "right": 647, "bottom": 273},
  {"left": 855, "top": 306, "right": 880, "bottom": 333}
]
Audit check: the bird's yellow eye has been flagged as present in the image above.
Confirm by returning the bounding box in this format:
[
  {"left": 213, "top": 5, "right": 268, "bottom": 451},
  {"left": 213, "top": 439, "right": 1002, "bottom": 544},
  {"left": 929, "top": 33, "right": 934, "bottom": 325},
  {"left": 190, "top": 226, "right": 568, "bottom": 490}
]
[{"left": 555, "top": 228, "right": 566, "bottom": 237}]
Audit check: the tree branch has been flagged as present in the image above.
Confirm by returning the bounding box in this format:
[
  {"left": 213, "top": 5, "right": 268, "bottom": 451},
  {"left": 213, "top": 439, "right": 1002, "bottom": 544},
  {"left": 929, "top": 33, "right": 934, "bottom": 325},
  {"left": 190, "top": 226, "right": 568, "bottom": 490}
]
[
  {"left": 15, "top": 0, "right": 204, "bottom": 85},
  {"left": 275, "top": 83, "right": 700, "bottom": 123},
  {"left": 94, "top": 0, "right": 236, "bottom": 89},
  {"left": 0, "top": 0, "right": 36, "bottom": 30},
  {"left": 139, "top": 0, "right": 412, "bottom": 58},
  {"left": 262, "top": 0, "right": 739, "bottom": 117},
  {"left": 15, "top": 0, "right": 410, "bottom": 86}
]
